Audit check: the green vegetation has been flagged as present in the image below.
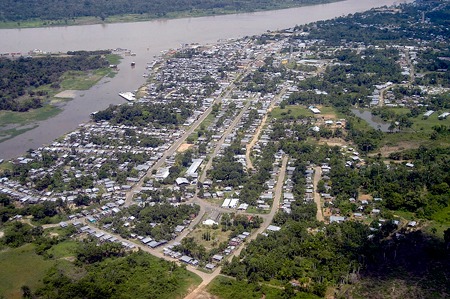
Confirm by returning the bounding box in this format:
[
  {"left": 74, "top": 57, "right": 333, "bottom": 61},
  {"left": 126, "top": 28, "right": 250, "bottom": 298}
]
[
  {"left": 0, "top": 215, "right": 201, "bottom": 299},
  {"left": 0, "top": 244, "right": 54, "bottom": 299},
  {"left": 36, "top": 250, "right": 201, "bottom": 299},
  {"left": 0, "top": 52, "right": 120, "bottom": 143},
  {"left": 208, "top": 275, "right": 321, "bottom": 299},
  {"left": 0, "top": 52, "right": 110, "bottom": 112},
  {"left": 271, "top": 105, "right": 314, "bottom": 119},
  {"left": 0, "top": 0, "right": 342, "bottom": 29}
]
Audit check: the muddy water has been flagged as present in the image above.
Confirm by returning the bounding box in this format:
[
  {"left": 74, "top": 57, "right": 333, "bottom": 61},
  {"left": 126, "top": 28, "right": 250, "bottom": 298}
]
[{"left": 0, "top": 0, "right": 412, "bottom": 159}]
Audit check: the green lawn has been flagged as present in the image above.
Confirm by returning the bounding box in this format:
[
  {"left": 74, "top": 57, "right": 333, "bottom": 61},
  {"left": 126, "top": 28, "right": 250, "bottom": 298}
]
[
  {"left": 188, "top": 112, "right": 216, "bottom": 142},
  {"left": 431, "top": 206, "right": 450, "bottom": 224},
  {"left": 0, "top": 244, "right": 54, "bottom": 299},
  {"left": 270, "top": 105, "right": 343, "bottom": 121},
  {"left": 270, "top": 105, "right": 313, "bottom": 119}
]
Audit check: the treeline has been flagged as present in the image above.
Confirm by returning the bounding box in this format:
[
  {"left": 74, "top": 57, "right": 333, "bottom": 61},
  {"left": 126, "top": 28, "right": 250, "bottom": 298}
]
[
  {"left": 36, "top": 246, "right": 198, "bottom": 298},
  {"left": 129, "top": 203, "right": 199, "bottom": 240},
  {"left": 0, "top": 54, "right": 109, "bottom": 112},
  {"left": 299, "top": 1, "right": 450, "bottom": 46},
  {"left": 0, "top": 0, "right": 339, "bottom": 22}
]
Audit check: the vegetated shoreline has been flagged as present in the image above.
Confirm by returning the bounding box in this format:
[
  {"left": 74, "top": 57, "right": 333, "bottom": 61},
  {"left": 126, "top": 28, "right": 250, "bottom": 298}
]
[
  {"left": 0, "top": 0, "right": 343, "bottom": 29},
  {"left": 0, "top": 53, "right": 121, "bottom": 145}
]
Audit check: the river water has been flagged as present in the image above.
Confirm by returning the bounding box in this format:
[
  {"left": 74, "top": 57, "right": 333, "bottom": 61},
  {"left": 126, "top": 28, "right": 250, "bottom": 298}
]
[{"left": 0, "top": 0, "right": 411, "bottom": 160}]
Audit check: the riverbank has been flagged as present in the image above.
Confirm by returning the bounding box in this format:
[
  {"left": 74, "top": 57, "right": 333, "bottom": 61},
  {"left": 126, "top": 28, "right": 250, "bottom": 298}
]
[
  {"left": 0, "top": 54, "right": 121, "bottom": 144},
  {"left": 0, "top": 0, "right": 343, "bottom": 29},
  {"left": 0, "top": 0, "right": 413, "bottom": 160}
]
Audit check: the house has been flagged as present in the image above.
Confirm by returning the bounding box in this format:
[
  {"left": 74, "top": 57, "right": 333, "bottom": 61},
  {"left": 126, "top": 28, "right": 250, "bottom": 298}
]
[
  {"left": 155, "top": 167, "right": 170, "bottom": 180},
  {"left": 203, "top": 219, "right": 218, "bottom": 226},
  {"left": 267, "top": 225, "right": 281, "bottom": 232},
  {"left": 186, "top": 159, "right": 203, "bottom": 177},
  {"left": 212, "top": 254, "right": 224, "bottom": 262},
  {"left": 176, "top": 177, "right": 190, "bottom": 186},
  {"left": 180, "top": 255, "right": 193, "bottom": 264},
  {"left": 205, "top": 263, "right": 215, "bottom": 270},
  {"left": 330, "top": 215, "right": 345, "bottom": 223},
  {"left": 309, "top": 106, "right": 321, "bottom": 114},
  {"left": 59, "top": 221, "right": 68, "bottom": 228}
]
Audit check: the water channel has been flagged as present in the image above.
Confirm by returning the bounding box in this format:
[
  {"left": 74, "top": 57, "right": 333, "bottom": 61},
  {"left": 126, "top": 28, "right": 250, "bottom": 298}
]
[
  {"left": 0, "top": 0, "right": 411, "bottom": 160},
  {"left": 351, "top": 109, "right": 396, "bottom": 132}
]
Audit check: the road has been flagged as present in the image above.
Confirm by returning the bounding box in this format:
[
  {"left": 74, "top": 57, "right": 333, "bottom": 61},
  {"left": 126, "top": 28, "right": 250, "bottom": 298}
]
[
  {"left": 245, "top": 87, "right": 286, "bottom": 170},
  {"left": 313, "top": 166, "right": 324, "bottom": 222},
  {"left": 199, "top": 100, "right": 251, "bottom": 183},
  {"left": 124, "top": 101, "right": 217, "bottom": 207},
  {"left": 183, "top": 155, "right": 288, "bottom": 299},
  {"left": 125, "top": 45, "right": 262, "bottom": 207},
  {"left": 233, "top": 155, "right": 287, "bottom": 257}
]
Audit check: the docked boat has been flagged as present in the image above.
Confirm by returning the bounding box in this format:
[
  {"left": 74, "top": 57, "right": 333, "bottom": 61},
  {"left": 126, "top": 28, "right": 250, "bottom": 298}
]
[{"left": 118, "top": 92, "right": 136, "bottom": 102}]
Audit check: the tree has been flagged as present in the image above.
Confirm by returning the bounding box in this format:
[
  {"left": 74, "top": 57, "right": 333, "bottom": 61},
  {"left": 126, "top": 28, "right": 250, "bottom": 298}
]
[{"left": 21, "top": 285, "right": 32, "bottom": 299}]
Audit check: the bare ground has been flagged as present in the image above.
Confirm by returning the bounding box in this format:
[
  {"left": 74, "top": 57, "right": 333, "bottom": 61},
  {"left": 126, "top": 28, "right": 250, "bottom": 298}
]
[
  {"left": 54, "top": 90, "right": 78, "bottom": 98},
  {"left": 375, "top": 141, "right": 421, "bottom": 157},
  {"left": 178, "top": 143, "right": 193, "bottom": 152},
  {"left": 318, "top": 137, "right": 351, "bottom": 147}
]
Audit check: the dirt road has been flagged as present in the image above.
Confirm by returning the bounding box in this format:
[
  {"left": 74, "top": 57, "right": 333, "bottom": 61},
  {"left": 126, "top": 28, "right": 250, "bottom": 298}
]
[{"left": 313, "top": 166, "right": 324, "bottom": 222}]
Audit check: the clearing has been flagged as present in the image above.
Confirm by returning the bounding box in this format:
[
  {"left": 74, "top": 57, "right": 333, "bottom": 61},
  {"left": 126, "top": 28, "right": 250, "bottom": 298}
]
[
  {"left": 178, "top": 143, "right": 194, "bottom": 153},
  {"left": 0, "top": 244, "right": 54, "bottom": 299}
]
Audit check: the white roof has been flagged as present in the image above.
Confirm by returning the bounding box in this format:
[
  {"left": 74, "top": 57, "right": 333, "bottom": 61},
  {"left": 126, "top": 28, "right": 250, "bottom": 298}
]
[{"left": 267, "top": 225, "right": 281, "bottom": 232}]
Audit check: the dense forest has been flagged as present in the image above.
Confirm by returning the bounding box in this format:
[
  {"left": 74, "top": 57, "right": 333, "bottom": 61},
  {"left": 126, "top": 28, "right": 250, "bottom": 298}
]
[
  {"left": 0, "top": 52, "right": 110, "bottom": 112},
  {"left": 0, "top": 0, "right": 339, "bottom": 22}
]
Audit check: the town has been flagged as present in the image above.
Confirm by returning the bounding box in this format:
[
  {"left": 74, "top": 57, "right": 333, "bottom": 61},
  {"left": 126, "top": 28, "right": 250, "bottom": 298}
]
[{"left": 0, "top": 1, "right": 449, "bottom": 298}]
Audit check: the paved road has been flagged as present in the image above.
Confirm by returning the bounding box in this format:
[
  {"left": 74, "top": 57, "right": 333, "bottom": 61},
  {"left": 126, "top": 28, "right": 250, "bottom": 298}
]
[{"left": 313, "top": 166, "right": 324, "bottom": 222}]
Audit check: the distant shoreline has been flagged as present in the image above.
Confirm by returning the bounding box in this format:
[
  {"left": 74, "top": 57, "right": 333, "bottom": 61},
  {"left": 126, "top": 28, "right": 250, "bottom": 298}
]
[{"left": 0, "top": 0, "right": 343, "bottom": 29}]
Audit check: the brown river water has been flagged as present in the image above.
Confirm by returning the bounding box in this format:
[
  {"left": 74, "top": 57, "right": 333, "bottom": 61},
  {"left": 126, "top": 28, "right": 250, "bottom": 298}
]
[{"left": 0, "top": 0, "right": 412, "bottom": 160}]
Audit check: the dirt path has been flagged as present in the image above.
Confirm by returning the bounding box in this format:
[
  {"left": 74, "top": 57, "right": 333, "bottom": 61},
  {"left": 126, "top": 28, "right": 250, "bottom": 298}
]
[
  {"left": 245, "top": 88, "right": 286, "bottom": 170},
  {"left": 245, "top": 113, "right": 266, "bottom": 170},
  {"left": 313, "top": 166, "right": 324, "bottom": 222},
  {"left": 184, "top": 156, "right": 288, "bottom": 299}
]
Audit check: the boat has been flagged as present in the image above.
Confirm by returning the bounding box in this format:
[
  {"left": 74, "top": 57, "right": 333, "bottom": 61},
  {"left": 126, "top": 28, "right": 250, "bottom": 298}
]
[
  {"left": 131, "top": 61, "right": 135, "bottom": 66},
  {"left": 118, "top": 92, "right": 136, "bottom": 102}
]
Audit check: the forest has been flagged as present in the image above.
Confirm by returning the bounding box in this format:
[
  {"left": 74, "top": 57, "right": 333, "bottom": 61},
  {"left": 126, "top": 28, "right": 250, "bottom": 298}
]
[
  {"left": 0, "top": 0, "right": 339, "bottom": 23},
  {"left": 0, "top": 53, "right": 110, "bottom": 112}
]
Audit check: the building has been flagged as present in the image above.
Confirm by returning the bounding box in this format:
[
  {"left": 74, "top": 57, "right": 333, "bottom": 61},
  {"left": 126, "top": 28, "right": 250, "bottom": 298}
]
[{"left": 186, "top": 159, "right": 203, "bottom": 177}]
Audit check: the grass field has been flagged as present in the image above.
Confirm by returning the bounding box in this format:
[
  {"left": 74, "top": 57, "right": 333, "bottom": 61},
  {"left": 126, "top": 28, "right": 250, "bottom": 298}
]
[
  {"left": 270, "top": 105, "right": 314, "bottom": 119},
  {"left": 207, "top": 275, "right": 320, "bottom": 299},
  {"left": 187, "top": 113, "right": 216, "bottom": 143},
  {"left": 0, "top": 244, "right": 53, "bottom": 299},
  {"left": 270, "top": 104, "right": 342, "bottom": 121},
  {"left": 190, "top": 225, "right": 230, "bottom": 251},
  {"left": 46, "top": 240, "right": 78, "bottom": 259},
  {"left": 59, "top": 68, "right": 112, "bottom": 90}
]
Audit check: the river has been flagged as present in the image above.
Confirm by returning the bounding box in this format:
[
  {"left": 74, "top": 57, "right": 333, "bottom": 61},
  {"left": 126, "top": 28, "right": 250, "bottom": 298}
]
[{"left": 0, "top": 0, "right": 412, "bottom": 160}]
